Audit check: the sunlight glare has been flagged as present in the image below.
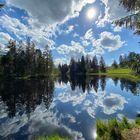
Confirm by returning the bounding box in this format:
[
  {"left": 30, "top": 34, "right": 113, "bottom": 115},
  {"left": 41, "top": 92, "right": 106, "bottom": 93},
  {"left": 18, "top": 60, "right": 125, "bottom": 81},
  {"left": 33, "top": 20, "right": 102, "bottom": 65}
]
[{"left": 87, "top": 8, "right": 96, "bottom": 20}]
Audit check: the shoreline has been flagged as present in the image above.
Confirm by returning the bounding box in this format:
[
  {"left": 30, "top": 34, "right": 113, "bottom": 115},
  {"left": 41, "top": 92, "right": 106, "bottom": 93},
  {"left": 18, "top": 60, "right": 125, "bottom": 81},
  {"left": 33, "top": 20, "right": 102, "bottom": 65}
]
[{"left": 0, "top": 68, "right": 140, "bottom": 82}]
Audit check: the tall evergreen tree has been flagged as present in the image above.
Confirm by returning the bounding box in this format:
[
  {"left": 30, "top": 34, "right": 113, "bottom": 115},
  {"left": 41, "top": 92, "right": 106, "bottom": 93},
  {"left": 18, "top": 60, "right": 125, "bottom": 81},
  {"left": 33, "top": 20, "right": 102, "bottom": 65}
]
[
  {"left": 119, "top": 55, "right": 124, "bottom": 68},
  {"left": 99, "top": 56, "right": 106, "bottom": 72},
  {"left": 91, "top": 56, "right": 99, "bottom": 73},
  {"left": 85, "top": 55, "right": 90, "bottom": 73},
  {"left": 80, "top": 56, "right": 86, "bottom": 74},
  {"left": 112, "top": 60, "right": 118, "bottom": 69},
  {"left": 70, "top": 58, "right": 76, "bottom": 76}
]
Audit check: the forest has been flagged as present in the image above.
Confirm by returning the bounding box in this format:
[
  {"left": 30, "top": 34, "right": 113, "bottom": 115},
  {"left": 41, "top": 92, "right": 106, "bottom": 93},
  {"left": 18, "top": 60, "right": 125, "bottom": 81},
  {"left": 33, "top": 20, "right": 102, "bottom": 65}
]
[
  {"left": 58, "top": 52, "right": 140, "bottom": 76},
  {"left": 0, "top": 40, "right": 53, "bottom": 78},
  {"left": 1, "top": 40, "right": 140, "bottom": 80}
]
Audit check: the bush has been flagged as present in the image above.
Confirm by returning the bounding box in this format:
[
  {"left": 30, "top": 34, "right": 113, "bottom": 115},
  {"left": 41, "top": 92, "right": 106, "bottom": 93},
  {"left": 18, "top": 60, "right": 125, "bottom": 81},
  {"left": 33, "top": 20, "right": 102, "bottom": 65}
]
[
  {"left": 96, "top": 119, "right": 121, "bottom": 140},
  {"left": 96, "top": 117, "right": 134, "bottom": 140},
  {"left": 96, "top": 119, "right": 108, "bottom": 137},
  {"left": 135, "top": 118, "right": 140, "bottom": 125}
]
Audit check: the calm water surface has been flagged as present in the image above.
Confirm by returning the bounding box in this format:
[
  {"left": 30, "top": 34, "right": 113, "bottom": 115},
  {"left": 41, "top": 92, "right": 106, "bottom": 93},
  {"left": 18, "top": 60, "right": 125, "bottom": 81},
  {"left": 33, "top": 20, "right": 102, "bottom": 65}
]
[{"left": 0, "top": 76, "right": 140, "bottom": 140}]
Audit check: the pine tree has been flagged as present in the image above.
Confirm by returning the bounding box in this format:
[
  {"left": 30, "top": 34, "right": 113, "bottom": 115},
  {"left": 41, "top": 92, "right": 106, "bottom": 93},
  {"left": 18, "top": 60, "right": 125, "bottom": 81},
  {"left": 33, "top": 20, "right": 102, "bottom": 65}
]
[
  {"left": 70, "top": 58, "right": 76, "bottom": 76},
  {"left": 99, "top": 56, "right": 106, "bottom": 72},
  {"left": 115, "top": 0, "right": 140, "bottom": 35},
  {"left": 91, "top": 56, "right": 99, "bottom": 73},
  {"left": 119, "top": 55, "right": 124, "bottom": 68},
  {"left": 112, "top": 60, "right": 118, "bottom": 69},
  {"left": 80, "top": 56, "right": 86, "bottom": 74}
]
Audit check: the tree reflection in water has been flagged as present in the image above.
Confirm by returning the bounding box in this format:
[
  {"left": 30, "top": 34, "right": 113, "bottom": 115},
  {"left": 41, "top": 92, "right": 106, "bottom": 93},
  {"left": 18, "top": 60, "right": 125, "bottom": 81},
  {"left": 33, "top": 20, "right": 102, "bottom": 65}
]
[
  {"left": 59, "top": 75, "right": 140, "bottom": 95},
  {"left": 120, "top": 79, "right": 140, "bottom": 95},
  {"left": 0, "top": 76, "right": 140, "bottom": 118},
  {"left": 0, "top": 77, "right": 54, "bottom": 118},
  {"left": 59, "top": 75, "right": 106, "bottom": 93}
]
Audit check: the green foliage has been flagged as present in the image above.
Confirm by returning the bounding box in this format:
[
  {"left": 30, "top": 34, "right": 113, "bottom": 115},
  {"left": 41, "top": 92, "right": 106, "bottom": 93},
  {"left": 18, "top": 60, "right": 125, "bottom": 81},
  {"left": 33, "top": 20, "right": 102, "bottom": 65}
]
[
  {"left": 118, "top": 52, "right": 140, "bottom": 74},
  {"left": 135, "top": 118, "right": 140, "bottom": 125},
  {"left": 106, "top": 68, "right": 140, "bottom": 82},
  {"left": 37, "top": 134, "right": 69, "bottom": 140},
  {"left": 0, "top": 40, "right": 53, "bottom": 78},
  {"left": 58, "top": 52, "right": 140, "bottom": 80},
  {"left": 99, "top": 56, "right": 106, "bottom": 73},
  {"left": 53, "top": 67, "right": 60, "bottom": 76},
  {"left": 107, "top": 68, "right": 132, "bottom": 74},
  {"left": 115, "top": 0, "right": 140, "bottom": 35},
  {"left": 96, "top": 117, "right": 135, "bottom": 140},
  {"left": 59, "top": 55, "right": 106, "bottom": 75},
  {"left": 112, "top": 60, "right": 118, "bottom": 69},
  {"left": 96, "top": 120, "right": 108, "bottom": 136},
  {"left": 81, "top": 56, "right": 86, "bottom": 73},
  {"left": 91, "top": 56, "right": 99, "bottom": 73},
  {"left": 58, "top": 52, "right": 140, "bottom": 83},
  {"left": 119, "top": 117, "right": 132, "bottom": 129}
]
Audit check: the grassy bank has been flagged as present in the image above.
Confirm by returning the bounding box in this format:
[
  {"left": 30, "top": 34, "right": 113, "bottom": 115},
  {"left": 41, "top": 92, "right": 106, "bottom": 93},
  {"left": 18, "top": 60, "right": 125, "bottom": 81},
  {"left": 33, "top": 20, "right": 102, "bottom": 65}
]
[
  {"left": 88, "top": 68, "right": 140, "bottom": 82},
  {"left": 1, "top": 68, "right": 139, "bottom": 82},
  {"left": 96, "top": 117, "right": 140, "bottom": 140},
  {"left": 106, "top": 68, "right": 140, "bottom": 82},
  {"left": 37, "top": 134, "right": 69, "bottom": 140}
]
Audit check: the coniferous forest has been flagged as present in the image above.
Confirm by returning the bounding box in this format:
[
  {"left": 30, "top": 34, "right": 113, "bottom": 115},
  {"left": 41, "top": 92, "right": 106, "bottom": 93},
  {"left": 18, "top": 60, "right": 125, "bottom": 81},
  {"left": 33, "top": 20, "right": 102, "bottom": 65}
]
[
  {"left": 1, "top": 40, "right": 140, "bottom": 79},
  {"left": 58, "top": 52, "right": 140, "bottom": 76},
  {"left": 0, "top": 40, "right": 53, "bottom": 78}
]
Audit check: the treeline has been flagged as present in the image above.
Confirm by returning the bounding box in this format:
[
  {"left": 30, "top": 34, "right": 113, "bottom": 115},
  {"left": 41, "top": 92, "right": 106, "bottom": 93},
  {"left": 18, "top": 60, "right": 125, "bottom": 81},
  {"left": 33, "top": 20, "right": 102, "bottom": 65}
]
[
  {"left": 58, "top": 55, "right": 106, "bottom": 75},
  {"left": 112, "top": 52, "right": 140, "bottom": 74},
  {"left": 59, "top": 52, "right": 140, "bottom": 75},
  {"left": 0, "top": 40, "right": 53, "bottom": 77}
]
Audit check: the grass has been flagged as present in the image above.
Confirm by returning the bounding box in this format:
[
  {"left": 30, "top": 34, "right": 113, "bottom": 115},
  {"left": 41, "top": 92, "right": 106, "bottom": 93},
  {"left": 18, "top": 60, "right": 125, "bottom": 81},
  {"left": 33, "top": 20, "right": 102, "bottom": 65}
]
[
  {"left": 96, "top": 117, "right": 140, "bottom": 140},
  {"left": 107, "top": 68, "right": 132, "bottom": 74},
  {"left": 36, "top": 134, "right": 69, "bottom": 140},
  {"left": 106, "top": 68, "right": 140, "bottom": 81},
  {"left": 88, "top": 68, "right": 140, "bottom": 82}
]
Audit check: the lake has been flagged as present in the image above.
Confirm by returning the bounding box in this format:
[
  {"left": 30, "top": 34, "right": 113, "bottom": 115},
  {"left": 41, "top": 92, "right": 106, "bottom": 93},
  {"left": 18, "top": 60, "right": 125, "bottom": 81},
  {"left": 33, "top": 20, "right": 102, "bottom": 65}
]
[{"left": 0, "top": 76, "right": 140, "bottom": 140}]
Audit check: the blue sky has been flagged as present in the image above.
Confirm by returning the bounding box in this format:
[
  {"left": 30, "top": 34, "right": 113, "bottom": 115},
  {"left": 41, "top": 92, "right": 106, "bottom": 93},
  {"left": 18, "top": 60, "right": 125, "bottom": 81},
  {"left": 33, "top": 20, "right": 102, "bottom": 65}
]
[{"left": 0, "top": 0, "right": 139, "bottom": 66}]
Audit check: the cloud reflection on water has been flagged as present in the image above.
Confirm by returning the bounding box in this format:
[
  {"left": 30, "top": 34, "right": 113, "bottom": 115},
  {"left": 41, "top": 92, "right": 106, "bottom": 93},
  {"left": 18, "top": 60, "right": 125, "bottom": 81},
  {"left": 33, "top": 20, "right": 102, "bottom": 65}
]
[{"left": 0, "top": 80, "right": 129, "bottom": 140}]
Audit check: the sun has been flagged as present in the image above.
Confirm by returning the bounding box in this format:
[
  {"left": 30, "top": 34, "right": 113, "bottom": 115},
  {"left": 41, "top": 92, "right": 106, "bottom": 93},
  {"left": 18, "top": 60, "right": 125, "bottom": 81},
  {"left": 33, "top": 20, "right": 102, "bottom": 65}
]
[{"left": 87, "top": 8, "right": 96, "bottom": 20}]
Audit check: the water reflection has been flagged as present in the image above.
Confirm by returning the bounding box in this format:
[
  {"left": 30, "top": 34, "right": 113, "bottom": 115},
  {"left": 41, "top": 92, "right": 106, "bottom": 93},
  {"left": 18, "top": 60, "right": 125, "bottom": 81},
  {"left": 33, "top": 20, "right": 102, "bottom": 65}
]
[
  {"left": 120, "top": 79, "right": 140, "bottom": 94},
  {"left": 100, "top": 93, "right": 128, "bottom": 115},
  {"left": 0, "top": 76, "right": 140, "bottom": 140},
  {"left": 58, "top": 75, "right": 105, "bottom": 93},
  {"left": 0, "top": 78, "right": 54, "bottom": 117},
  {"left": 58, "top": 75, "right": 140, "bottom": 95}
]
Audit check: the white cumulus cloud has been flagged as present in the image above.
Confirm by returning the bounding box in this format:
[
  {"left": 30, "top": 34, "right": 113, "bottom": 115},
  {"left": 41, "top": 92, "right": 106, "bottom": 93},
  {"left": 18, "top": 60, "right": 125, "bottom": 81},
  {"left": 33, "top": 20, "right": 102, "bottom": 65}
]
[
  {"left": 94, "top": 31, "right": 125, "bottom": 52},
  {"left": 57, "top": 41, "right": 85, "bottom": 59}
]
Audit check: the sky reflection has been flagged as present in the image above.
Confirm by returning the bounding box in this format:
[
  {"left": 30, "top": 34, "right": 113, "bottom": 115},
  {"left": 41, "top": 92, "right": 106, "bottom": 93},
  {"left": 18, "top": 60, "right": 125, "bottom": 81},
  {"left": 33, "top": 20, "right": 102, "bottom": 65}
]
[{"left": 0, "top": 77, "right": 140, "bottom": 140}]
